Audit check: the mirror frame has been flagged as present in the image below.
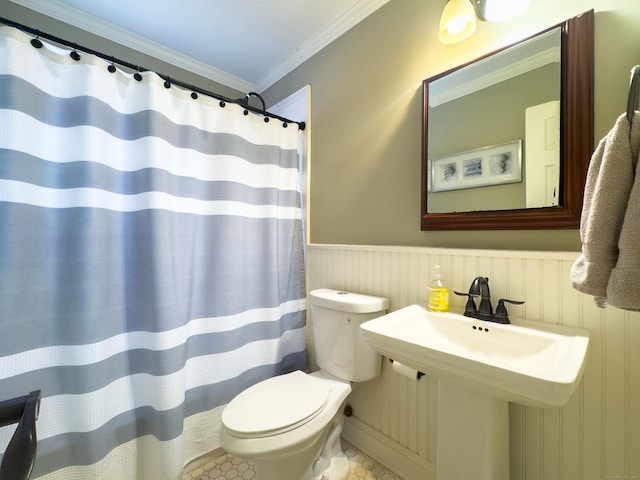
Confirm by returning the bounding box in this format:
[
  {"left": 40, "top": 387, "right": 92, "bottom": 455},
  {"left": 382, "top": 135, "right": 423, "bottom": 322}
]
[{"left": 421, "top": 10, "right": 594, "bottom": 230}]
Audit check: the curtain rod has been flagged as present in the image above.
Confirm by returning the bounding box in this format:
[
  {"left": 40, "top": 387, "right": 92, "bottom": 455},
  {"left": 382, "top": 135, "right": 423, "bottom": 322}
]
[{"left": 0, "top": 16, "right": 306, "bottom": 131}]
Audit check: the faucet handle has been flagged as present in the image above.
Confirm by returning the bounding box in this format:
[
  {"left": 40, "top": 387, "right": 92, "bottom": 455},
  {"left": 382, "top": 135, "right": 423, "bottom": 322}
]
[
  {"left": 454, "top": 291, "right": 480, "bottom": 316},
  {"left": 494, "top": 299, "right": 525, "bottom": 324},
  {"left": 454, "top": 291, "right": 479, "bottom": 297}
]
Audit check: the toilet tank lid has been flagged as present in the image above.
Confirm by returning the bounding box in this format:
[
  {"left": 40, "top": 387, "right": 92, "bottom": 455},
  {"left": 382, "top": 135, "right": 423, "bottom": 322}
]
[{"left": 309, "top": 288, "right": 389, "bottom": 313}]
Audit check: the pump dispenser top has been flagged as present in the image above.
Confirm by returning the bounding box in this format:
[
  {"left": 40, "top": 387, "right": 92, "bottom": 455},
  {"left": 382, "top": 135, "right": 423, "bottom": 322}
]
[{"left": 428, "top": 265, "right": 449, "bottom": 312}]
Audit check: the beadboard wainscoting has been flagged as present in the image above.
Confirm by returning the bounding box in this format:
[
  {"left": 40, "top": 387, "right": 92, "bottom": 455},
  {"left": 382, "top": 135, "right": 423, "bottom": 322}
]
[{"left": 306, "top": 244, "right": 640, "bottom": 480}]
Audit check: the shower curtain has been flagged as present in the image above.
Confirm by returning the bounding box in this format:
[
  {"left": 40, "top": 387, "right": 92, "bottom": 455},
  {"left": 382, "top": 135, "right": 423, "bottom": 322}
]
[{"left": 0, "top": 26, "right": 307, "bottom": 479}]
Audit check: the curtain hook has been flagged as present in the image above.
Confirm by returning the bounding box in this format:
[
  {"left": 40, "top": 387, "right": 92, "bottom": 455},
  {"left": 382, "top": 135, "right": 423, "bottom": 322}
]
[
  {"left": 191, "top": 86, "right": 198, "bottom": 100},
  {"left": 30, "top": 31, "right": 43, "bottom": 49},
  {"left": 69, "top": 43, "right": 80, "bottom": 61},
  {"left": 108, "top": 57, "right": 116, "bottom": 73}
]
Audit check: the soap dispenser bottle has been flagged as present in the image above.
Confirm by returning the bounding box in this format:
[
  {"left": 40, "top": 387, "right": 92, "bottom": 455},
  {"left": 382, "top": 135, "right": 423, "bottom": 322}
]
[{"left": 428, "top": 265, "right": 449, "bottom": 312}]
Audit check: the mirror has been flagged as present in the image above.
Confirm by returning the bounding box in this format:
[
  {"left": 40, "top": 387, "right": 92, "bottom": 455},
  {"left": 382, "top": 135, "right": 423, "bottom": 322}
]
[
  {"left": 429, "top": 28, "right": 561, "bottom": 213},
  {"left": 421, "top": 10, "right": 594, "bottom": 230}
]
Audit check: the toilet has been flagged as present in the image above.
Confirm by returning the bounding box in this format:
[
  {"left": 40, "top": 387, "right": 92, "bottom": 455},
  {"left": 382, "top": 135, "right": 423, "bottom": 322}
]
[{"left": 220, "top": 288, "right": 389, "bottom": 480}]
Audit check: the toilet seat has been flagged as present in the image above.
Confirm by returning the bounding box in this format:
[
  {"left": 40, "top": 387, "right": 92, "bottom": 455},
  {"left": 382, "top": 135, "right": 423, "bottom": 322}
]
[{"left": 222, "top": 371, "right": 330, "bottom": 438}]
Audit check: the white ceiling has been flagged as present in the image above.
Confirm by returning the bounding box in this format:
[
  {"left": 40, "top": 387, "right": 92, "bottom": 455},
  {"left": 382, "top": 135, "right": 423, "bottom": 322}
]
[{"left": 10, "top": 0, "right": 390, "bottom": 93}]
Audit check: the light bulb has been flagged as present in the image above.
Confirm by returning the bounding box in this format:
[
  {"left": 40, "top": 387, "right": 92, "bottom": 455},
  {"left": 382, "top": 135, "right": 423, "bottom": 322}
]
[
  {"left": 439, "top": 0, "right": 477, "bottom": 44},
  {"left": 475, "top": 0, "right": 530, "bottom": 22}
]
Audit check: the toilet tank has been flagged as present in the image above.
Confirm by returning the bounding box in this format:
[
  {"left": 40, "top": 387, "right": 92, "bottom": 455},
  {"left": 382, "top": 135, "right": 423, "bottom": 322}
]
[{"left": 309, "top": 289, "right": 389, "bottom": 382}]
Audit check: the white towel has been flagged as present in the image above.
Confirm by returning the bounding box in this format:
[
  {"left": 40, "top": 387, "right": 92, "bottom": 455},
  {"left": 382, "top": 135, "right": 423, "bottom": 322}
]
[{"left": 570, "top": 112, "right": 640, "bottom": 307}]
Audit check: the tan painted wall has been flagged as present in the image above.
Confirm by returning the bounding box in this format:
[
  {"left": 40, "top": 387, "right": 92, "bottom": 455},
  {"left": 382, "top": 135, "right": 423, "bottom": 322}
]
[{"left": 263, "top": 0, "right": 640, "bottom": 251}]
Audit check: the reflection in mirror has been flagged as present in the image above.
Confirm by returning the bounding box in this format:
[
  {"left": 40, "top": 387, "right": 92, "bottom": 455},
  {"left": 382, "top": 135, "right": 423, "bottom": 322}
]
[
  {"left": 421, "top": 10, "right": 594, "bottom": 231},
  {"left": 428, "top": 28, "right": 561, "bottom": 214}
]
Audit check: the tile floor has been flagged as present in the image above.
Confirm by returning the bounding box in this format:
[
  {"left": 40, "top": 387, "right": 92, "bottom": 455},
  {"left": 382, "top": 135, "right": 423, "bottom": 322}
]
[{"left": 182, "top": 439, "right": 402, "bottom": 480}]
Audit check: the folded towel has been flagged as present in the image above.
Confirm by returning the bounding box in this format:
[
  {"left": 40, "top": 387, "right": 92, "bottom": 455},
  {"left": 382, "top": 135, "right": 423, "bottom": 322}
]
[
  {"left": 570, "top": 112, "right": 640, "bottom": 307},
  {"left": 607, "top": 114, "right": 640, "bottom": 310}
]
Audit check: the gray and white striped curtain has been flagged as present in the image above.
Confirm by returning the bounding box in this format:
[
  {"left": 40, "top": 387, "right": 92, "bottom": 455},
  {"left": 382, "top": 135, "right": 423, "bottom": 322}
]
[{"left": 0, "top": 26, "right": 307, "bottom": 479}]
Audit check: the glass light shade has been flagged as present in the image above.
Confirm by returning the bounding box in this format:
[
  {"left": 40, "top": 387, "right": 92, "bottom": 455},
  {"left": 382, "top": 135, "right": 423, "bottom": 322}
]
[
  {"left": 439, "top": 0, "right": 477, "bottom": 44},
  {"left": 475, "top": 0, "right": 530, "bottom": 22}
]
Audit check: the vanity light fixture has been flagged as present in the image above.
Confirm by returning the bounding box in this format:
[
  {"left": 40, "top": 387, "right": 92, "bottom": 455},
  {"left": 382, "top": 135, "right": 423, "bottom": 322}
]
[
  {"left": 474, "top": 0, "right": 530, "bottom": 22},
  {"left": 439, "top": 0, "right": 477, "bottom": 44},
  {"left": 439, "top": 0, "right": 531, "bottom": 44}
]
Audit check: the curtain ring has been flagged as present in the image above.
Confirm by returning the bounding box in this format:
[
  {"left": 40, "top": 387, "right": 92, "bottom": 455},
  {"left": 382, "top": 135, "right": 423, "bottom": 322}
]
[
  {"left": 108, "top": 57, "right": 116, "bottom": 73},
  {"left": 30, "top": 31, "right": 43, "bottom": 49},
  {"left": 164, "top": 77, "right": 171, "bottom": 89},
  {"left": 191, "top": 86, "right": 198, "bottom": 100},
  {"left": 263, "top": 117, "right": 270, "bottom": 123},
  {"left": 134, "top": 67, "right": 143, "bottom": 82},
  {"left": 69, "top": 44, "right": 80, "bottom": 61},
  {"left": 219, "top": 101, "right": 226, "bottom": 108}
]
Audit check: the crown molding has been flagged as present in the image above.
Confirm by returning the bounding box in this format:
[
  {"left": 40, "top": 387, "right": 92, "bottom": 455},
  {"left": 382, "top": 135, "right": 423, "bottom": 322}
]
[
  {"left": 430, "top": 46, "right": 560, "bottom": 107},
  {"left": 8, "top": 0, "right": 253, "bottom": 92},
  {"left": 252, "top": 0, "right": 391, "bottom": 92},
  {"left": 9, "top": 0, "right": 390, "bottom": 93}
]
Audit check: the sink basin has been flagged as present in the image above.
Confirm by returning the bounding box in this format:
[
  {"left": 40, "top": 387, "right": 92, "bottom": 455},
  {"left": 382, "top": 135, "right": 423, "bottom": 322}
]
[{"left": 360, "top": 305, "right": 589, "bottom": 407}]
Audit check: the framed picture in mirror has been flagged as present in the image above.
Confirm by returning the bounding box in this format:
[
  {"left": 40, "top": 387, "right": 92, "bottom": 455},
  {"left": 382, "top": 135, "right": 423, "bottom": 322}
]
[{"left": 431, "top": 140, "right": 522, "bottom": 193}]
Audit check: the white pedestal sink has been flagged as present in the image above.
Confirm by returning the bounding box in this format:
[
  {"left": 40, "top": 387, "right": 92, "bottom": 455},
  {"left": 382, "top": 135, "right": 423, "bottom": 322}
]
[
  {"left": 360, "top": 305, "right": 590, "bottom": 480},
  {"left": 438, "top": 380, "right": 509, "bottom": 480}
]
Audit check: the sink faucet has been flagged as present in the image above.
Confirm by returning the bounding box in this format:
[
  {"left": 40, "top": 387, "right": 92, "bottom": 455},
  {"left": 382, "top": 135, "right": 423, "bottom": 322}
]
[
  {"left": 454, "top": 277, "right": 524, "bottom": 324},
  {"left": 470, "top": 276, "right": 493, "bottom": 319}
]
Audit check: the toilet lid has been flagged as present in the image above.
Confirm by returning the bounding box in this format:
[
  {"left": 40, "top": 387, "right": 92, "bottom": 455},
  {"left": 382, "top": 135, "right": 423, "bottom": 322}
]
[{"left": 222, "top": 371, "right": 329, "bottom": 437}]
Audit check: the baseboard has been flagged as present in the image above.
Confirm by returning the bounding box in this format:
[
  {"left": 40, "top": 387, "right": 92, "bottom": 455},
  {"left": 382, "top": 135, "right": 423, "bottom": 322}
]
[{"left": 342, "top": 417, "right": 436, "bottom": 480}]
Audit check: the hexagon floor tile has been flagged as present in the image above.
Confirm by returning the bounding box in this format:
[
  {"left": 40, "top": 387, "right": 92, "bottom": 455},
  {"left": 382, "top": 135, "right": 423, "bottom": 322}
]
[{"left": 182, "top": 439, "right": 402, "bottom": 480}]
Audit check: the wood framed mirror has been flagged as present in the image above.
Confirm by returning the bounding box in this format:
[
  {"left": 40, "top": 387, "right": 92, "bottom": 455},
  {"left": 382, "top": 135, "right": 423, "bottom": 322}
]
[{"left": 421, "top": 10, "right": 593, "bottom": 230}]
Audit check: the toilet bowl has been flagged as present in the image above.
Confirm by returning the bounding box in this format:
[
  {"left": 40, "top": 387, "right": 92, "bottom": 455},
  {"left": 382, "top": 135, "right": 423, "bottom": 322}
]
[
  {"left": 220, "top": 289, "right": 389, "bottom": 480},
  {"left": 220, "top": 370, "right": 351, "bottom": 480}
]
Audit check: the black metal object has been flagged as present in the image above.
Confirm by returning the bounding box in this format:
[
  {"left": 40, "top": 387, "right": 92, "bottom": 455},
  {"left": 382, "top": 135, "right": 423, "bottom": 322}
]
[
  {"left": 235, "top": 92, "right": 266, "bottom": 111},
  {"left": 627, "top": 65, "right": 640, "bottom": 125},
  {"left": 455, "top": 276, "right": 494, "bottom": 320},
  {"left": 455, "top": 277, "right": 524, "bottom": 324},
  {"left": 494, "top": 298, "right": 525, "bottom": 323},
  {"left": 0, "top": 390, "right": 42, "bottom": 480},
  {"left": 0, "top": 16, "right": 305, "bottom": 131}
]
